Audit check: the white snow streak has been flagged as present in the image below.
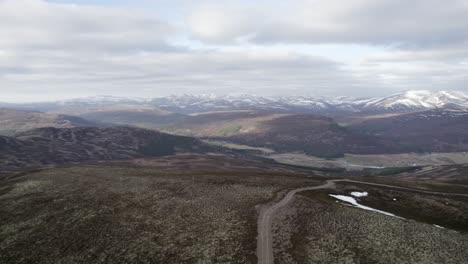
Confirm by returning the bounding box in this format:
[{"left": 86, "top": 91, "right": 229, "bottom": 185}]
[{"left": 329, "top": 194, "right": 399, "bottom": 218}]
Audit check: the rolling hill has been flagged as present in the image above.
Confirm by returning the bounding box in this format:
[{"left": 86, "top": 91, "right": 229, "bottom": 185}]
[
  {"left": 0, "top": 126, "right": 218, "bottom": 173},
  {"left": 160, "top": 111, "right": 388, "bottom": 157},
  {"left": 0, "top": 108, "right": 98, "bottom": 136},
  {"left": 349, "top": 109, "right": 468, "bottom": 153},
  {"left": 77, "top": 108, "right": 186, "bottom": 129},
  {"left": 162, "top": 111, "right": 289, "bottom": 137},
  {"left": 219, "top": 114, "right": 389, "bottom": 157},
  {"left": 4, "top": 91, "right": 468, "bottom": 158}
]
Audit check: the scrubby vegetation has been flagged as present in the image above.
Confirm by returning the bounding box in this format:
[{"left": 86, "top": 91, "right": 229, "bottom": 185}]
[
  {"left": 333, "top": 182, "right": 468, "bottom": 232},
  {"left": 0, "top": 127, "right": 217, "bottom": 173},
  {"left": 0, "top": 161, "right": 319, "bottom": 263},
  {"left": 273, "top": 192, "right": 468, "bottom": 263}
]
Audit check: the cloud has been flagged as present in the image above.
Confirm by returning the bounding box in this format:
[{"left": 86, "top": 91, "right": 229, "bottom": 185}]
[
  {"left": 1, "top": 45, "right": 371, "bottom": 101},
  {"left": 187, "top": 2, "right": 260, "bottom": 43},
  {"left": 186, "top": 0, "right": 468, "bottom": 97},
  {"left": 0, "top": 0, "right": 467, "bottom": 102},
  {"left": 188, "top": 0, "right": 468, "bottom": 48},
  {"left": 0, "top": 0, "right": 175, "bottom": 52}
]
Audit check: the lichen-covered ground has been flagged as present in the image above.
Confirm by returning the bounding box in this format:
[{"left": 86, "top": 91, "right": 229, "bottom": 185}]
[
  {"left": 2, "top": 156, "right": 467, "bottom": 264},
  {"left": 273, "top": 191, "right": 468, "bottom": 264},
  {"left": 0, "top": 162, "right": 318, "bottom": 264}
]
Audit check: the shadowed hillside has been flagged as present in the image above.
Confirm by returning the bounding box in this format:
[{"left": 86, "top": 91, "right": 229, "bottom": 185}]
[
  {"left": 349, "top": 109, "right": 468, "bottom": 153},
  {"left": 221, "top": 114, "right": 389, "bottom": 157},
  {"left": 0, "top": 127, "right": 218, "bottom": 173}
]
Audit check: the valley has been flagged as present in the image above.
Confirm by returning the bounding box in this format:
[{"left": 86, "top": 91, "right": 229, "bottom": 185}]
[
  {"left": 3, "top": 0, "right": 468, "bottom": 262},
  {"left": 1, "top": 90, "right": 468, "bottom": 263}
]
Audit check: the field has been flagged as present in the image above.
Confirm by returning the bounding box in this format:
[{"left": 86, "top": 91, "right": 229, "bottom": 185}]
[
  {"left": 269, "top": 152, "right": 468, "bottom": 171},
  {"left": 0, "top": 155, "right": 320, "bottom": 264},
  {"left": 344, "top": 152, "right": 468, "bottom": 167},
  {"left": 203, "top": 140, "right": 275, "bottom": 154}
]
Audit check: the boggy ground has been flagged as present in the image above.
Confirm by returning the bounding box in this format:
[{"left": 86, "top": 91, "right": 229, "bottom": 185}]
[
  {"left": 272, "top": 188, "right": 468, "bottom": 264},
  {"left": 0, "top": 155, "right": 321, "bottom": 264}
]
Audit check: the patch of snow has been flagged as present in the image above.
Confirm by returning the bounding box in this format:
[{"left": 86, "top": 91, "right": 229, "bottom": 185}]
[
  {"left": 329, "top": 194, "right": 399, "bottom": 218},
  {"left": 350, "top": 191, "right": 368, "bottom": 197},
  {"left": 433, "top": 224, "right": 445, "bottom": 229}
]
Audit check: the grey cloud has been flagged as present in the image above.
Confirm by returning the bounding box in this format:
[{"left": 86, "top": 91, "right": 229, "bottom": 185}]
[
  {"left": 0, "top": 0, "right": 175, "bottom": 53},
  {"left": 189, "top": 0, "right": 468, "bottom": 49},
  {"left": 1, "top": 45, "right": 376, "bottom": 101},
  {"left": 1, "top": 0, "right": 467, "bottom": 102}
]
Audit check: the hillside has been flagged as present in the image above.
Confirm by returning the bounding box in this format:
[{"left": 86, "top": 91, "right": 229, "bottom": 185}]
[
  {"left": 163, "top": 111, "right": 289, "bottom": 137},
  {"left": 349, "top": 109, "right": 468, "bottom": 153},
  {"left": 160, "top": 111, "right": 387, "bottom": 157},
  {"left": 220, "top": 114, "right": 388, "bottom": 157},
  {"left": 164, "top": 110, "right": 468, "bottom": 157},
  {"left": 78, "top": 108, "right": 186, "bottom": 129},
  {"left": 0, "top": 108, "right": 97, "bottom": 136},
  {"left": 0, "top": 126, "right": 216, "bottom": 173}
]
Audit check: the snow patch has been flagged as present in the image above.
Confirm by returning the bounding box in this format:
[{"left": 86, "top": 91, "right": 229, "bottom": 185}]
[
  {"left": 329, "top": 194, "right": 400, "bottom": 218},
  {"left": 350, "top": 191, "right": 368, "bottom": 197}
]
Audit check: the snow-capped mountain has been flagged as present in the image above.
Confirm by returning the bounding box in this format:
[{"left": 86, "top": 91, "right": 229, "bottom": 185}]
[
  {"left": 150, "top": 90, "right": 468, "bottom": 113},
  {"left": 353, "top": 90, "right": 468, "bottom": 111},
  {"left": 58, "top": 95, "right": 150, "bottom": 105},
  {"left": 3, "top": 90, "right": 468, "bottom": 114},
  {"left": 151, "top": 94, "right": 334, "bottom": 113}
]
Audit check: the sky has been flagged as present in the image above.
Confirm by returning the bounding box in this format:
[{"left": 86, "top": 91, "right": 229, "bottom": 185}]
[{"left": 1, "top": 0, "right": 468, "bottom": 102}]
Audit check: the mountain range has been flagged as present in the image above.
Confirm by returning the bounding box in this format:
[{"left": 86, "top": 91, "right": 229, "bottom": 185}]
[
  {"left": 2, "top": 90, "right": 468, "bottom": 160},
  {"left": 150, "top": 90, "right": 468, "bottom": 113},
  {"left": 2, "top": 90, "right": 468, "bottom": 114}
]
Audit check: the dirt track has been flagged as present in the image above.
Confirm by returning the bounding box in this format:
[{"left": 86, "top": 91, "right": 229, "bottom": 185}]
[{"left": 256, "top": 179, "right": 468, "bottom": 264}]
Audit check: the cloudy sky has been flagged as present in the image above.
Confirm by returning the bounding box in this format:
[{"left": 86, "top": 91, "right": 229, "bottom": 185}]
[{"left": 1, "top": 0, "right": 468, "bottom": 102}]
